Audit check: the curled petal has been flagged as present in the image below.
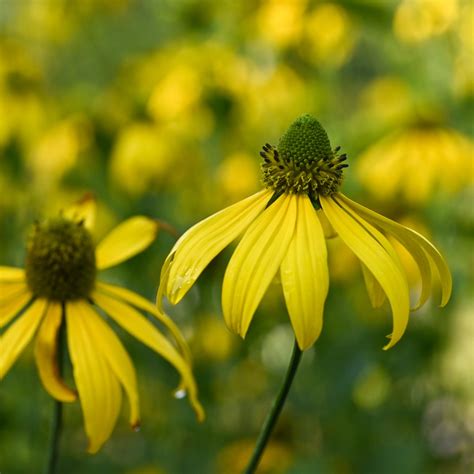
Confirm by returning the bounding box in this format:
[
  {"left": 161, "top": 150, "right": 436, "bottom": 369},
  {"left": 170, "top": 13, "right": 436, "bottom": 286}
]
[
  {"left": 321, "top": 196, "right": 410, "bottom": 350},
  {"left": 35, "top": 302, "right": 76, "bottom": 402},
  {"left": 337, "top": 193, "right": 451, "bottom": 308}
]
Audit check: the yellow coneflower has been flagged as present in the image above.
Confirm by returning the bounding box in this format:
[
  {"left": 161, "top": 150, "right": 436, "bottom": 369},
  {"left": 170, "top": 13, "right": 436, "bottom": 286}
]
[
  {"left": 158, "top": 114, "right": 452, "bottom": 351},
  {"left": 0, "top": 195, "right": 203, "bottom": 453},
  {"left": 357, "top": 123, "right": 474, "bottom": 204}
]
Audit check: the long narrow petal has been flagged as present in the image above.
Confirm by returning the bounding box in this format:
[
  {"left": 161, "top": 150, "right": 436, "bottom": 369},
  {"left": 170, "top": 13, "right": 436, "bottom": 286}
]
[
  {"left": 67, "top": 302, "right": 122, "bottom": 453},
  {"left": 34, "top": 302, "right": 76, "bottom": 402},
  {"left": 165, "top": 190, "right": 272, "bottom": 305},
  {"left": 95, "top": 216, "right": 159, "bottom": 270},
  {"left": 280, "top": 195, "right": 329, "bottom": 350},
  {"left": 64, "top": 193, "right": 97, "bottom": 230},
  {"left": 96, "top": 281, "right": 191, "bottom": 364},
  {"left": 0, "top": 283, "right": 29, "bottom": 303},
  {"left": 361, "top": 263, "right": 386, "bottom": 308},
  {"left": 337, "top": 194, "right": 451, "bottom": 307},
  {"left": 0, "top": 299, "right": 47, "bottom": 378},
  {"left": 321, "top": 196, "right": 410, "bottom": 350},
  {"left": 0, "top": 267, "right": 25, "bottom": 282},
  {"left": 77, "top": 301, "right": 139, "bottom": 428},
  {"left": 92, "top": 291, "right": 204, "bottom": 422},
  {"left": 222, "top": 194, "right": 297, "bottom": 338},
  {"left": 1, "top": 292, "right": 32, "bottom": 327}
]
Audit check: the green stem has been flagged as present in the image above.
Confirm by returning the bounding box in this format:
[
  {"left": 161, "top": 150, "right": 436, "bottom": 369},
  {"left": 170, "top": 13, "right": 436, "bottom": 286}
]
[
  {"left": 244, "top": 340, "right": 303, "bottom": 474},
  {"left": 45, "top": 306, "right": 66, "bottom": 474}
]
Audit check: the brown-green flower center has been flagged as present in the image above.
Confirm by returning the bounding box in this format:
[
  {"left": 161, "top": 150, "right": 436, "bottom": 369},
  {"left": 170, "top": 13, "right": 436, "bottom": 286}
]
[
  {"left": 25, "top": 217, "right": 96, "bottom": 301},
  {"left": 261, "top": 114, "right": 348, "bottom": 199}
]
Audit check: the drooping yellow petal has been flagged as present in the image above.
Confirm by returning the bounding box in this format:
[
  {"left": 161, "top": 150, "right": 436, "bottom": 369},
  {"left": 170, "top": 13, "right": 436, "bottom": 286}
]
[
  {"left": 34, "top": 302, "right": 76, "bottom": 402},
  {"left": 321, "top": 196, "right": 410, "bottom": 350},
  {"left": 92, "top": 291, "right": 204, "bottom": 422},
  {"left": 0, "top": 282, "right": 29, "bottom": 303},
  {"left": 66, "top": 302, "right": 122, "bottom": 454},
  {"left": 360, "top": 263, "right": 386, "bottom": 308},
  {"left": 222, "top": 194, "right": 297, "bottom": 338},
  {"left": 165, "top": 190, "right": 272, "bottom": 305},
  {"left": 77, "top": 301, "right": 140, "bottom": 428},
  {"left": 280, "top": 195, "right": 329, "bottom": 350},
  {"left": 63, "top": 193, "right": 97, "bottom": 230},
  {"left": 0, "top": 291, "right": 32, "bottom": 327},
  {"left": 0, "top": 267, "right": 25, "bottom": 282},
  {"left": 337, "top": 193, "right": 451, "bottom": 308},
  {"left": 95, "top": 216, "right": 159, "bottom": 270},
  {"left": 0, "top": 299, "right": 47, "bottom": 378},
  {"left": 96, "top": 281, "right": 191, "bottom": 365}
]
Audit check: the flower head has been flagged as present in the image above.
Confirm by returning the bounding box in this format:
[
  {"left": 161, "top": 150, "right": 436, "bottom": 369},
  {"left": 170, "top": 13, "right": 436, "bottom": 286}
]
[
  {"left": 158, "top": 115, "right": 452, "bottom": 351},
  {"left": 0, "top": 195, "right": 203, "bottom": 453}
]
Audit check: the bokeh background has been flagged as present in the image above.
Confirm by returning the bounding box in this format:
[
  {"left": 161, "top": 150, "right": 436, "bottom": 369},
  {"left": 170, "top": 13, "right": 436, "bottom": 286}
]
[{"left": 0, "top": 0, "right": 473, "bottom": 473}]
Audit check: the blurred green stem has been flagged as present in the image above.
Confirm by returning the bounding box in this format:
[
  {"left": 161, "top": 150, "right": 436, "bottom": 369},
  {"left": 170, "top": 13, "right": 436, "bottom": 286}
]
[
  {"left": 244, "top": 340, "right": 303, "bottom": 474},
  {"left": 45, "top": 306, "right": 66, "bottom": 474}
]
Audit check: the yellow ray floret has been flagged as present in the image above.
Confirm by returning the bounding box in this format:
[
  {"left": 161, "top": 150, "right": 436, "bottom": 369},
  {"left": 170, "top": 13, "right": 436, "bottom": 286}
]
[{"left": 280, "top": 194, "right": 329, "bottom": 350}]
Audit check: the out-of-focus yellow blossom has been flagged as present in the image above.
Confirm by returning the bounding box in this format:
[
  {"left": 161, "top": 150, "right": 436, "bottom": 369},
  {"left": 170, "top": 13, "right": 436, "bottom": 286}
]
[
  {"left": 453, "top": 3, "right": 474, "bottom": 96},
  {"left": 359, "top": 77, "right": 412, "bottom": 127},
  {"left": 27, "top": 118, "right": 91, "bottom": 188},
  {"left": 240, "top": 65, "right": 308, "bottom": 136},
  {"left": 357, "top": 124, "right": 474, "bottom": 205},
  {"left": 0, "top": 40, "right": 45, "bottom": 147},
  {"left": 302, "top": 3, "right": 356, "bottom": 68},
  {"left": 352, "top": 365, "right": 391, "bottom": 410},
  {"left": 110, "top": 123, "right": 174, "bottom": 196},
  {"left": 191, "top": 315, "right": 235, "bottom": 362},
  {"left": 148, "top": 64, "right": 203, "bottom": 122},
  {"left": 216, "top": 153, "right": 260, "bottom": 203},
  {"left": 394, "top": 0, "right": 459, "bottom": 43},
  {"left": 255, "top": 0, "right": 307, "bottom": 48},
  {"left": 217, "top": 439, "right": 292, "bottom": 474},
  {"left": 110, "top": 122, "right": 207, "bottom": 197}
]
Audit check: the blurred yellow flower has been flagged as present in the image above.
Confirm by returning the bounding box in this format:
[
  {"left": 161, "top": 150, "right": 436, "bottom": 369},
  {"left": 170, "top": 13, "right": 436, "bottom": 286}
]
[
  {"left": 357, "top": 124, "right": 474, "bottom": 204},
  {"left": 27, "top": 118, "right": 91, "bottom": 187},
  {"left": 158, "top": 115, "right": 451, "bottom": 351},
  {"left": 256, "top": 0, "right": 307, "bottom": 48},
  {"left": 0, "top": 195, "right": 203, "bottom": 453},
  {"left": 302, "top": 3, "right": 356, "bottom": 67},
  {"left": 394, "top": 0, "right": 459, "bottom": 43},
  {"left": 358, "top": 76, "right": 412, "bottom": 127},
  {"left": 216, "top": 152, "right": 260, "bottom": 203},
  {"left": 453, "top": 3, "right": 474, "bottom": 96}
]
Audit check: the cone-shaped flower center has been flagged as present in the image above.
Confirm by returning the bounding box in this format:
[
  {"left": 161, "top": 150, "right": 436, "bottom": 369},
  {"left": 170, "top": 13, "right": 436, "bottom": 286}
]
[
  {"left": 25, "top": 217, "right": 96, "bottom": 301},
  {"left": 261, "top": 114, "right": 348, "bottom": 199}
]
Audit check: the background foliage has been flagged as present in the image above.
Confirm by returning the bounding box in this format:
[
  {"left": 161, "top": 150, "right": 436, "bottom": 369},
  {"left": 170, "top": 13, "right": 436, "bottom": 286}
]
[{"left": 0, "top": 0, "right": 473, "bottom": 473}]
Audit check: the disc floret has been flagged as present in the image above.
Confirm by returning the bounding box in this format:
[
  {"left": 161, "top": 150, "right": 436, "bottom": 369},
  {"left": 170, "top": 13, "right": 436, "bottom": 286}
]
[
  {"left": 25, "top": 217, "right": 96, "bottom": 301},
  {"left": 261, "top": 114, "right": 348, "bottom": 199}
]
